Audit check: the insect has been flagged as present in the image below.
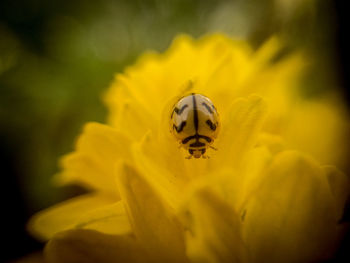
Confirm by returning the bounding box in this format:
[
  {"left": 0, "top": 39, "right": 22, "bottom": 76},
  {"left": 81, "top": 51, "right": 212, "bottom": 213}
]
[{"left": 170, "top": 93, "right": 220, "bottom": 159}]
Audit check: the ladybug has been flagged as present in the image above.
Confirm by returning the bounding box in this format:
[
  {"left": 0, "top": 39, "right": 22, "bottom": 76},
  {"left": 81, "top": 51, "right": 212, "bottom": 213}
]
[{"left": 170, "top": 93, "right": 220, "bottom": 158}]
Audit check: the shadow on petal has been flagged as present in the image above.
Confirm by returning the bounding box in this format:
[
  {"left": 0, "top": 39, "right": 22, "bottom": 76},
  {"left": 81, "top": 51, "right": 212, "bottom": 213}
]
[
  {"left": 117, "top": 161, "right": 189, "bottom": 263},
  {"left": 45, "top": 229, "right": 150, "bottom": 263},
  {"left": 242, "top": 151, "right": 340, "bottom": 263},
  {"left": 180, "top": 188, "right": 249, "bottom": 263}
]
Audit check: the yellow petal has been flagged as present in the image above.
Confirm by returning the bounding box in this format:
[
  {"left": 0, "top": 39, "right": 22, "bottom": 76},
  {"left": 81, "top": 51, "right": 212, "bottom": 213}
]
[
  {"left": 45, "top": 229, "right": 150, "bottom": 263},
  {"left": 251, "top": 37, "right": 282, "bottom": 67},
  {"left": 242, "top": 151, "right": 339, "bottom": 263},
  {"left": 191, "top": 146, "right": 273, "bottom": 213},
  {"left": 180, "top": 188, "right": 248, "bottom": 263},
  {"left": 131, "top": 132, "right": 189, "bottom": 208},
  {"left": 117, "top": 162, "right": 189, "bottom": 263},
  {"left": 56, "top": 153, "right": 115, "bottom": 193},
  {"left": 256, "top": 133, "right": 285, "bottom": 155},
  {"left": 186, "top": 34, "right": 253, "bottom": 104},
  {"left": 104, "top": 78, "right": 158, "bottom": 140},
  {"left": 214, "top": 95, "right": 267, "bottom": 169},
  {"left": 323, "top": 165, "right": 350, "bottom": 222},
  {"left": 283, "top": 100, "right": 350, "bottom": 170},
  {"left": 28, "top": 193, "right": 130, "bottom": 241},
  {"left": 250, "top": 53, "right": 306, "bottom": 133},
  {"left": 235, "top": 145, "right": 274, "bottom": 210},
  {"left": 54, "top": 122, "right": 131, "bottom": 193}
]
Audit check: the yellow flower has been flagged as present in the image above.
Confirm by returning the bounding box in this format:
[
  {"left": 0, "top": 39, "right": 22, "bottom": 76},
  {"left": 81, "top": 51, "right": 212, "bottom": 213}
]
[{"left": 28, "top": 34, "right": 349, "bottom": 263}]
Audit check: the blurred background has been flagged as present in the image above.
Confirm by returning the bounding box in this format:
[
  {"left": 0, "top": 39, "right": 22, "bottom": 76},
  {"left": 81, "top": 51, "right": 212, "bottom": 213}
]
[{"left": 0, "top": 0, "right": 348, "bottom": 262}]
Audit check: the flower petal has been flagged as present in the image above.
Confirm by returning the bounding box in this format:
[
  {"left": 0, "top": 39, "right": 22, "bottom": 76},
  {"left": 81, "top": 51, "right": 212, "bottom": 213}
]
[
  {"left": 45, "top": 229, "right": 150, "bottom": 263},
  {"left": 256, "top": 133, "right": 285, "bottom": 155},
  {"left": 235, "top": 145, "right": 274, "bottom": 210},
  {"left": 28, "top": 193, "right": 130, "bottom": 241},
  {"left": 117, "top": 162, "right": 189, "bottom": 263},
  {"left": 104, "top": 79, "right": 158, "bottom": 140},
  {"left": 180, "top": 188, "right": 248, "bottom": 263},
  {"left": 242, "top": 151, "right": 339, "bottom": 263},
  {"left": 131, "top": 131, "right": 192, "bottom": 208},
  {"left": 283, "top": 100, "right": 350, "bottom": 170},
  {"left": 323, "top": 165, "right": 350, "bottom": 222},
  {"left": 54, "top": 122, "right": 131, "bottom": 193},
  {"left": 214, "top": 95, "right": 267, "bottom": 168}
]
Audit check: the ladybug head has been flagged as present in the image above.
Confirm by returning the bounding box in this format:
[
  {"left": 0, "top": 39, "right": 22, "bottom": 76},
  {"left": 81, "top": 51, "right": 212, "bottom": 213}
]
[{"left": 189, "top": 148, "right": 206, "bottom": 158}]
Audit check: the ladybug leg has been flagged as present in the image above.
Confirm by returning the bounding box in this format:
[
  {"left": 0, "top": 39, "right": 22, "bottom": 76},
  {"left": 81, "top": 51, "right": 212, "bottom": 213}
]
[
  {"left": 209, "top": 145, "right": 218, "bottom": 151},
  {"left": 185, "top": 155, "right": 192, "bottom": 159}
]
